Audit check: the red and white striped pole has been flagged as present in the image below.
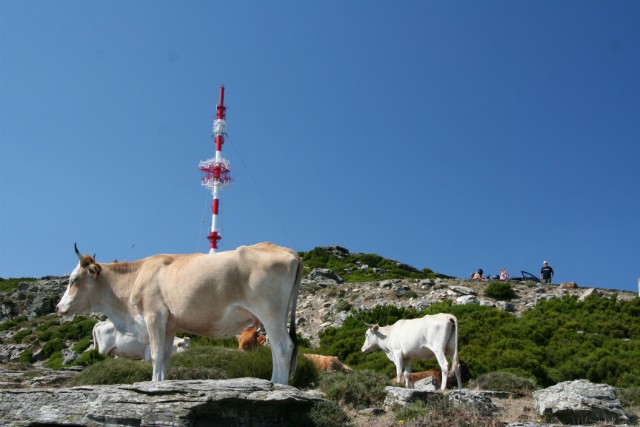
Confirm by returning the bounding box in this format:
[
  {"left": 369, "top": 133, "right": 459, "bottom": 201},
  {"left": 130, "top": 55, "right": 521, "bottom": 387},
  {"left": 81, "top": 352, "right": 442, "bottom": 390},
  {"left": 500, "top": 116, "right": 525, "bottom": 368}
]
[{"left": 199, "top": 85, "right": 231, "bottom": 253}]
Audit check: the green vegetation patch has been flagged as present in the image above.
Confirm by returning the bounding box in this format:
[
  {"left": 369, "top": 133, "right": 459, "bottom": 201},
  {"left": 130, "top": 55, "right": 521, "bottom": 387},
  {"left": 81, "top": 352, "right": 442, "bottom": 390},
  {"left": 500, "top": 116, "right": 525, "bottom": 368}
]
[
  {"left": 70, "top": 345, "right": 319, "bottom": 389},
  {"left": 300, "top": 247, "right": 445, "bottom": 283},
  {"left": 0, "top": 277, "right": 37, "bottom": 293},
  {"left": 484, "top": 281, "right": 517, "bottom": 300},
  {"left": 318, "top": 369, "right": 388, "bottom": 409},
  {"left": 319, "top": 296, "right": 640, "bottom": 388}
]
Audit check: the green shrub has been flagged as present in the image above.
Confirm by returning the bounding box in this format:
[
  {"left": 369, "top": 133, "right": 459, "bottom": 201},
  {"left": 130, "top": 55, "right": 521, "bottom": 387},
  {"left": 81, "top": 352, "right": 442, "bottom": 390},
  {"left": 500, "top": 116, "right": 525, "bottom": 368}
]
[
  {"left": 69, "top": 358, "right": 152, "bottom": 385},
  {"left": 12, "top": 328, "right": 32, "bottom": 344},
  {"left": 0, "top": 277, "right": 36, "bottom": 293},
  {"left": 0, "top": 316, "right": 28, "bottom": 331},
  {"left": 318, "top": 369, "right": 387, "bottom": 408},
  {"left": 395, "top": 400, "right": 430, "bottom": 423},
  {"left": 72, "top": 349, "right": 106, "bottom": 367},
  {"left": 41, "top": 338, "right": 66, "bottom": 358},
  {"left": 308, "top": 400, "right": 350, "bottom": 427},
  {"left": 73, "top": 336, "right": 93, "bottom": 353},
  {"left": 618, "top": 387, "right": 640, "bottom": 409},
  {"left": 334, "top": 299, "right": 352, "bottom": 312},
  {"left": 300, "top": 247, "right": 444, "bottom": 283},
  {"left": 395, "top": 396, "right": 502, "bottom": 427},
  {"left": 46, "top": 351, "right": 64, "bottom": 369},
  {"left": 469, "top": 371, "right": 539, "bottom": 393},
  {"left": 19, "top": 349, "right": 33, "bottom": 364},
  {"left": 402, "top": 289, "right": 419, "bottom": 299},
  {"left": 225, "top": 346, "right": 273, "bottom": 380},
  {"left": 69, "top": 345, "right": 317, "bottom": 388},
  {"left": 484, "top": 281, "right": 517, "bottom": 300}
]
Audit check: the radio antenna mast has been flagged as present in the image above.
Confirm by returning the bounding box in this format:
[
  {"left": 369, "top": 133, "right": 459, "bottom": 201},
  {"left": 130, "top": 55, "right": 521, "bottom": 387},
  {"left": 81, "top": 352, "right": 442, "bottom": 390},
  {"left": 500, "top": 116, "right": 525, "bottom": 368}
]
[{"left": 198, "top": 85, "right": 232, "bottom": 253}]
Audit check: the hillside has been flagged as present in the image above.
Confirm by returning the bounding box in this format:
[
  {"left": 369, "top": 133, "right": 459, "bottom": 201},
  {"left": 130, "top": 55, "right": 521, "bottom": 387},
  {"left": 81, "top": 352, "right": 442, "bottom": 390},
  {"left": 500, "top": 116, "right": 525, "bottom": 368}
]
[
  {"left": 0, "top": 246, "right": 637, "bottom": 379},
  {"left": 0, "top": 245, "right": 638, "bottom": 426}
]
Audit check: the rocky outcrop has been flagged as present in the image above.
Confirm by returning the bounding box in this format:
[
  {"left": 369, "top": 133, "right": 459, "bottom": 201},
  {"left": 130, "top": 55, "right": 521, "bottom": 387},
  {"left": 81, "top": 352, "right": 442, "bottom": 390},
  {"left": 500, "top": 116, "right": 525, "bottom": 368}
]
[
  {"left": 384, "top": 386, "right": 497, "bottom": 416},
  {"left": 0, "top": 378, "right": 324, "bottom": 426},
  {"left": 0, "top": 276, "right": 67, "bottom": 322},
  {"left": 533, "top": 379, "right": 629, "bottom": 424},
  {"left": 296, "top": 273, "right": 637, "bottom": 347}
]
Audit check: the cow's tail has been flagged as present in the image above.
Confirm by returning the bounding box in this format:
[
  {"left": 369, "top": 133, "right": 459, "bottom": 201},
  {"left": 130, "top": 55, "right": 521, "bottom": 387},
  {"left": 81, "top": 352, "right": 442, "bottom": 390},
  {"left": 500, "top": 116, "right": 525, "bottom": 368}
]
[
  {"left": 287, "top": 252, "right": 303, "bottom": 378},
  {"left": 449, "top": 315, "right": 460, "bottom": 378}
]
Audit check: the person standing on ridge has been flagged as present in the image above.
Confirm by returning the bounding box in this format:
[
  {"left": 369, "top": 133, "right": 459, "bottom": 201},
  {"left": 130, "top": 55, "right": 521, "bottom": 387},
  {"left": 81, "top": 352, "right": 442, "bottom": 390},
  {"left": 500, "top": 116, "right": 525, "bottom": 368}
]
[{"left": 540, "top": 260, "right": 554, "bottom": 284}]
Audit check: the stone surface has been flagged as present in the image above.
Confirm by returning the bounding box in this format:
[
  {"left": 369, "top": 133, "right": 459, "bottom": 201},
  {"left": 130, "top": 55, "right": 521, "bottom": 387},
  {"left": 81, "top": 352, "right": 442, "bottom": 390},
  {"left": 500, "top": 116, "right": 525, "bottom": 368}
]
[
  {"left": 0, "top": 378, "right": 324, "bottom": 426},
  {"left": 448, "top": 389, "right": 498, "bottom": 416},
  {"left": 533, "top": 379, "right": 629, "bottom": 425}
]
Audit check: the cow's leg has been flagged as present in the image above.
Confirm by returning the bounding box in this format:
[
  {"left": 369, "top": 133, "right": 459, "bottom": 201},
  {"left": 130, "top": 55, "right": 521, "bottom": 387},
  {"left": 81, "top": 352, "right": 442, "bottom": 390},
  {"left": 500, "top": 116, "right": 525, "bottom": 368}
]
[
  {"left": 403, "top": 359, "right": 413, "bottom": 389},
  {"left": 145, "top": 312, "right": 171, "bottom": 381},
  {"left": 392, "top": 353, "right": 405, "bottom": 387},
  {"left": 261, "top": 321, "right": 294, "bottom": 384},
  {"left": 433, "top": 351, "right": 450, "bottom": 391},
  {"left": 454, "top": 362, "right": 462, "bottom": 389}
]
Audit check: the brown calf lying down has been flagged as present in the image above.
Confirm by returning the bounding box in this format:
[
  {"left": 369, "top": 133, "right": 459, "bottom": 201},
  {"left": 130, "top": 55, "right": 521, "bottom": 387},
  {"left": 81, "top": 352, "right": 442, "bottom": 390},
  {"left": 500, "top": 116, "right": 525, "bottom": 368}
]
[
  {"left": 391, "top": 369, "right": 443, "bottom": 387},
  {"left": 238, "top": 327, "right": 268, "bottom": 351},
  {"left": 391, "top": 361, "right": 470, "bottom": 388},
  {"left": 303, "top": 353, "right": 353, "bottom": 372}
]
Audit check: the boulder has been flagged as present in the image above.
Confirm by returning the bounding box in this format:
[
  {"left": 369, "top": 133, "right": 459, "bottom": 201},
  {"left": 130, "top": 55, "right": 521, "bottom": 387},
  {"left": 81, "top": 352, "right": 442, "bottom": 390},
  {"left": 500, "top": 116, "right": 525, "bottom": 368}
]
[
  {"left": 448, "top": 389, "right": 498, "bottom": 416},
  {"left": 579, "top": 288, "right": 602, "bottom": 301},
  {"left": 414, "top": 376, "right": 437, "bottom": 391},
  {"left": 306, "top": 268, "right": 344, "bottom": 285},
  {"left": 384, "top": 387, "right": 497, "bottom": 417},
  {"left": 384, "top": 386, "right": 435, "bottom": 407},
  {"left": 496, "top": 301, "right": 515, "bottom": 312},
  {"left": 533, "top": 379, "right": 628, "bottom": 424},
  {"left": 450, "top": 286, "right": 477, "bottom": 295},
  {"left": 0, "top": 378, "right": 325, "bottom": 426},
  {"left": 455, "top": 295, "right": 478, "bottom": 305}
]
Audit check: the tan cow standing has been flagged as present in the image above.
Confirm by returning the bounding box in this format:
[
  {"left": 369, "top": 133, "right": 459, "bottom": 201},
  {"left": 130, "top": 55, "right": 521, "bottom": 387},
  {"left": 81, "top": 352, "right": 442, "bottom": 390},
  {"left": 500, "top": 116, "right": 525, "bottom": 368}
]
[{"left": 57, "top": 242, "right": 302, "bottom": 384}]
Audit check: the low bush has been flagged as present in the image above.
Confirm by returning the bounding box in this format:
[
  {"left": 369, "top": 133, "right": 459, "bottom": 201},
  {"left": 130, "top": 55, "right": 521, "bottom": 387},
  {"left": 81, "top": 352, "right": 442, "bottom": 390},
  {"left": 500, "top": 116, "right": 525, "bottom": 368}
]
[
  {"left": 469, "top": 371, "right": 539, "bottom": 393},
  {"left": 618, "top": 386, "right": 640, "bottom": 409},
  {"left": 45, "top": 351, "right": 64, "bottom": 369},
  {"left": 0, "top": 277, "right": 36, "bottom": 293},
  {"left": 484, "top": 281, "right": 517, "bottom": 300},
  {"left": 19, "top": 349, "right": 33, "bottom": 364},
  {"left": 396, "top": 397, "right": 502, "bottom": 427},
  {"left": 69, "top": 358, "right": 152, "bottom": 385},
  {"left": 72, "top": 349, "right": 106, "bottom": 367},
  {"left": 70, "top": 345, "right": 318, "bottom": 388},
  {"left": 12, "top": 328, "right": 32, "bottom": 343},
  {"left": 0, "top": 316, "right": 27, "bottom": 331},
  {"left": 318, "top": 369, "right": 388, "bottom": 408},
  {"left": 308, "top": 400, "right": 350, "bottom": 427}
]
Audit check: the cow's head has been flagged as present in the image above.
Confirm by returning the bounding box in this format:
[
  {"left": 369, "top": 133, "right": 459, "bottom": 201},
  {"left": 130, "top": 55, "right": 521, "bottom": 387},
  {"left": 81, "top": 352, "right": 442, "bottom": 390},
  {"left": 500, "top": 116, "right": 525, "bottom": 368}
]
[
  {"left": 56, "top": 243, "right": 102, "bottom": 315},
  {"left": 361, "top": 324, "right": 380, "bottom": 353},
  {"left": 176, "top": 337, "right": 191, "bottom": 352}
]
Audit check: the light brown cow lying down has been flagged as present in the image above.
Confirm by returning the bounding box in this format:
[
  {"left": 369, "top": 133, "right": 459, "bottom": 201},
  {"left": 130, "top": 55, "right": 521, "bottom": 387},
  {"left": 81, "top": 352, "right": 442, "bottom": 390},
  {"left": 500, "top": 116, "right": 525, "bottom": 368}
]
[
  {"left": 238, "top": 327, "right": 267, "bottom": 351},
  {"left": 303, "top": 353, "right": 353, "bottom": 373},
  {"left": 391, "top": 369, "right": 443, "bottom": 388}
]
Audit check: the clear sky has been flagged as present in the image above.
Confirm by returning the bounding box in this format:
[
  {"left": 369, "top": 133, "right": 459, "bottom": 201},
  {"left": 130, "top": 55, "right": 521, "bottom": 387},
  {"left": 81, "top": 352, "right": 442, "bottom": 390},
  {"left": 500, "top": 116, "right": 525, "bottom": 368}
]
[{"left": 1, "top": 1, "right": 638, "bottom": 293}]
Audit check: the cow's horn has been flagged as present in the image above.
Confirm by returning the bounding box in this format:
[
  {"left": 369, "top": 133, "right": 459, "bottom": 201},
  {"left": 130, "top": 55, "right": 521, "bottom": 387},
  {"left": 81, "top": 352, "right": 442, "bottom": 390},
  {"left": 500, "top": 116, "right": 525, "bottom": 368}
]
[{"left": 74, "top": 243, "right": 83, "bottom": 261}]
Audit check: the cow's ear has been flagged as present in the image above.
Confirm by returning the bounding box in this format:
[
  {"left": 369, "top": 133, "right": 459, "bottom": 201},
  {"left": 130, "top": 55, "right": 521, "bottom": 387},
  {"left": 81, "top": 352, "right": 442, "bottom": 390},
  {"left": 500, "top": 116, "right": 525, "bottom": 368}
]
[
  {"left": 88, "top": 263, "right": 102, "bottom": 278},
  {"left": 372, "top": 324, "right": 379, "bottom": 332}
]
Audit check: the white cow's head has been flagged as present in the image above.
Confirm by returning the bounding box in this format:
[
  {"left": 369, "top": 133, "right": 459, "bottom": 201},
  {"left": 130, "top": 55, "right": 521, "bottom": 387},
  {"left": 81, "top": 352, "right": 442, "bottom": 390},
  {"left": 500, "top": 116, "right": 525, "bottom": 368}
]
[
  {"left": 175, "top": 337, "right": 191, "bottom": 352},
  {"left": 57, "top": 244, "right": 101, "bottom": 315},
  {"left": 361, "top": 324, "right": 381, "bottom": 353}
]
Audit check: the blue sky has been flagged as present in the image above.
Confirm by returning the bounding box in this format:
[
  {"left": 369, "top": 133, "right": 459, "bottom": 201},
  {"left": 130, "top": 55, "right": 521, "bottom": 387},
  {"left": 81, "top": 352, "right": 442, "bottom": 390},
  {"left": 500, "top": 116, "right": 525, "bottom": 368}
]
[{"left": 1, "top": 1, "right": 638, "bottom": 293}]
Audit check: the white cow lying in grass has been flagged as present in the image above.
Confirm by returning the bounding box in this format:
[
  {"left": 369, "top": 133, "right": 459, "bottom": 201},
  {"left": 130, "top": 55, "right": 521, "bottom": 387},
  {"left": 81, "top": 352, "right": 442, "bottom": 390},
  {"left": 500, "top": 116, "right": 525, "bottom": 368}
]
[{"left": 92, "top": 320, "right": 190, "bottom": 361}]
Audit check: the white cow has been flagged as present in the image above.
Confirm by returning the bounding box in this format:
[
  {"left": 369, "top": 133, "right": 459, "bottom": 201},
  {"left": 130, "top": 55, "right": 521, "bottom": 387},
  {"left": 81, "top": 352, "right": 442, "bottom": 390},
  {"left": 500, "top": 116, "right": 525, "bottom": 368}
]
[
  {"left": 361, "top": 313, "right": 462, "bottom": 390},
  {"left": 57, "top": 242, "right": 302, "bottom": 384},
  {"left": 92, "top": 320, "right": 190, "bottom": 361}
]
